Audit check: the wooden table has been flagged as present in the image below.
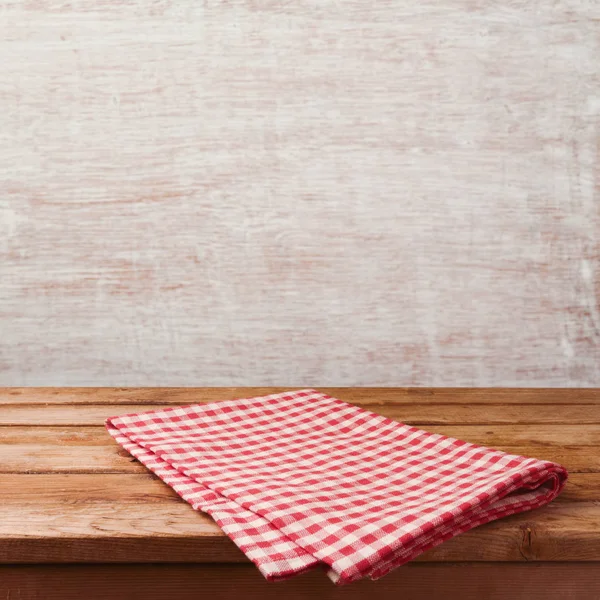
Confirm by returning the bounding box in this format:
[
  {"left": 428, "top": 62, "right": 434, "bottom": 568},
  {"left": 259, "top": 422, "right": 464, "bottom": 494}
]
[{"left": 1, "top": 388, "right": 599, "bottom": 599}]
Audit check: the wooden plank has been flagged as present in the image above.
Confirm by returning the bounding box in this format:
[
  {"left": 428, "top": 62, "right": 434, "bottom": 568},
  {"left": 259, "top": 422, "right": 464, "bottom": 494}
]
[
  {"left": 1, "top": 428, "right": 598, "bottom": 473},
  {"left": 0, "top": 472, "right": 597, "bottom": 504},
  {"left": 561, "top": 473, "right": 600, "bottom": 502},
  {"left": 1, "top": 424, "right": 597, "bottom": 447},
  {"left": 0, "top": 502, "right": 598, "bottom": 564},
  {"left": 0, "top": 471, "right": 419, "bottom": 504},
  {"left": 0, "top": 474, "right": 180, "bottom": 503},
  {"left": 15, "top": 443, "right": 600, "bottom": 475},
  {"left": 1, "top": 563, "right": 599, "bottom": 600},
  {"left": 0, "top": 427, "right": 109, "bottom": 445},
  {"left": 1, "top": 388, "right": 599, "bottom": 406},
  {"left": 0, "top": 444, "right": 149, "bottom": 474},
  {"left": 1, "top": 403, "right": 599, "bottom": 426},
  {"left": 426, "top": 425, "right": 600, "bottom": 446},
  {"left": 375, "top": 404, "right": 600, "bottom": 425},
  {"left": 0, "top": 405, "right": 176, "bottom": 426},
  {"left": 0, "top": 502, "right": 220, "bottom": 539}
]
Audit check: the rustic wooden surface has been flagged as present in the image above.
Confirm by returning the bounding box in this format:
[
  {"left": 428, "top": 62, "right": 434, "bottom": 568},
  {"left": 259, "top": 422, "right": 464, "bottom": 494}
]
[
  {"left": 1, "top": 2, "right": 599, "bottom": 388},
  {"left": 1, "top": 387, "right": 599, "bottom": 598},
  {"left": 0, "top": 387, "right": 598, "bottom": 565}
]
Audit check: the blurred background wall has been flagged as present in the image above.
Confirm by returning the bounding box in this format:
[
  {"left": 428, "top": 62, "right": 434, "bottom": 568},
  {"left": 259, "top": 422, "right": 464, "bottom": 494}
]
[{"left": 1, "top": 1, "right": 598, "bottom": 386}]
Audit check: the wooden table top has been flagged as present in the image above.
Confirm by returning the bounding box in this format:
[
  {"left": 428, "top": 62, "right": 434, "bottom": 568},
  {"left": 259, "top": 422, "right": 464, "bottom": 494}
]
[{"left": 1, "top": 387, "right": 599, "bottom": 565}]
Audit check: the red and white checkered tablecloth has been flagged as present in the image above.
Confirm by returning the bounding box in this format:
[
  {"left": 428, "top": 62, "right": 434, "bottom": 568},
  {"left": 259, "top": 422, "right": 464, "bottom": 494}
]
[{"left": 106, "top": 389, "right": 567, "bottom": 585}]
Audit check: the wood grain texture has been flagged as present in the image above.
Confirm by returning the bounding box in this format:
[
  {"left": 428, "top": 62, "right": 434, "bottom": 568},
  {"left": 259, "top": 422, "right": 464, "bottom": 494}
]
[
  {"left": 1, "top": 2, "right": 599, "bottom": 387},
  {"left": 2, "top": 388, "right": 600, "bottom": 405},
  {"left": 15, "top": 422, "right": 597, "bottom": 446},
  {"left": 1, "top": 563, "right": 600, "bottom": 600},
  {"left": 3, "top": 438, "right": 599, "bottom": 474},
  {"left": 0, "top": 471, "right": 597, "bottom": 504},
  {"left": 0, "top": 387, "right": 598, "bottom": 567},
  {"left": 2, "top": 403, "right": 600, "bottom": 425},
  {"left": 1, "top": 502, "right": 599, "bottom": 564}
]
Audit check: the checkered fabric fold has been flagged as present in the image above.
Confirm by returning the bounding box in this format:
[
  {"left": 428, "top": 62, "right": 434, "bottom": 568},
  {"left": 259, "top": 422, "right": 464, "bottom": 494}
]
[{"left": 106, "top": 389, "right": 567, "bottom": 585}]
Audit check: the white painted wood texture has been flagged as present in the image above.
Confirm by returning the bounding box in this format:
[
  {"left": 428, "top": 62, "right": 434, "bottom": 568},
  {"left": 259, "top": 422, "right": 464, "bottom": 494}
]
[{"left": 1, "top": 1, "right": 599, "bottom": 386}]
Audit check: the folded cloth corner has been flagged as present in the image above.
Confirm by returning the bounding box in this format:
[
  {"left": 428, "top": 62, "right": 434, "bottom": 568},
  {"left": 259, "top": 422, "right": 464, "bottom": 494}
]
[{"left": 105, "top": 389, "right": 568, "bottom": 585}]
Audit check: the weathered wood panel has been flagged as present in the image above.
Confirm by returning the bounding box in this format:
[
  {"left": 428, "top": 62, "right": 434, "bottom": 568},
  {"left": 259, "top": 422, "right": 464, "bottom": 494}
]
[{"left": 0, "top": 2, "right": 599, "bottom": 386}]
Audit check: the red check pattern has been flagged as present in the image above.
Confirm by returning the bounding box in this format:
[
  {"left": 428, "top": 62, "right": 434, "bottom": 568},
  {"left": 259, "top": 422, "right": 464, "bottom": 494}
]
[{"left": 106, "top": 389, "right": 567, "bottom": 585}]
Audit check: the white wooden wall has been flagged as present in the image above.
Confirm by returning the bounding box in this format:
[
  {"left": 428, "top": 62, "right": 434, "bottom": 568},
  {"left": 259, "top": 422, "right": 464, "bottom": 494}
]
[{"left": 1, "top": 1, "right": 599, "bottom": 386}]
